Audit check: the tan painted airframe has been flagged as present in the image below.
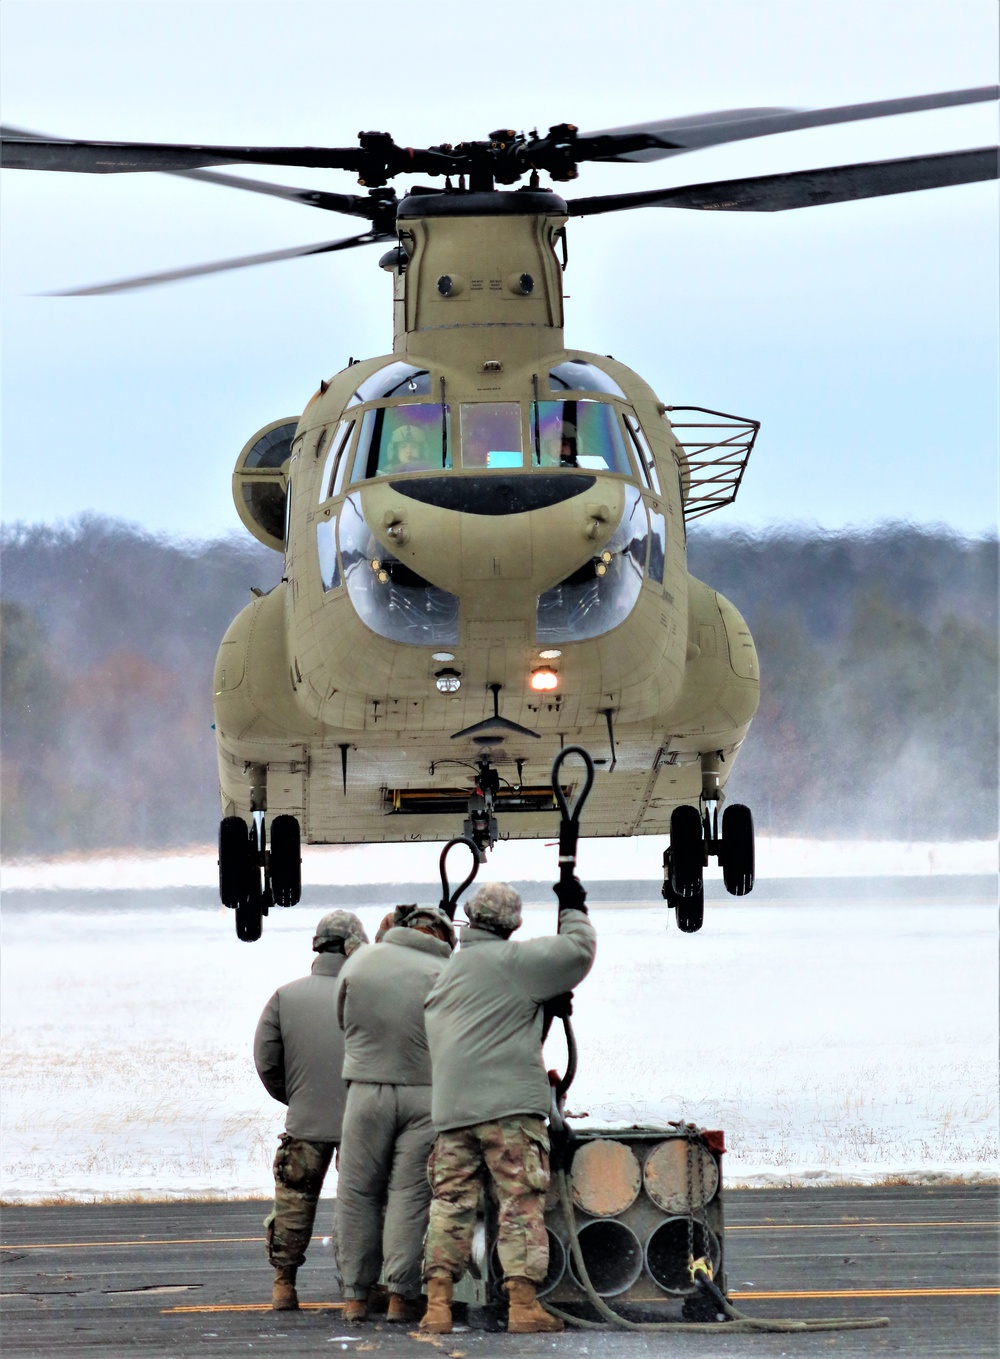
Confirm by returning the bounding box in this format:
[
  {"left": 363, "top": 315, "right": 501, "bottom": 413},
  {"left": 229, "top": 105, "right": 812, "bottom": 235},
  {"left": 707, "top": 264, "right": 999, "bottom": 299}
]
[{"left": 213, "top": 191, "right": 759, "bottom": 849}]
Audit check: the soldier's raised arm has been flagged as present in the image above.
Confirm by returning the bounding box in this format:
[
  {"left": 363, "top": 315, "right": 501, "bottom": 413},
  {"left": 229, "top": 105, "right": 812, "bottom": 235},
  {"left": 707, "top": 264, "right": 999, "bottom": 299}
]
[{"left": 515, "top": 877, "right": 597, "bottom": 1003}]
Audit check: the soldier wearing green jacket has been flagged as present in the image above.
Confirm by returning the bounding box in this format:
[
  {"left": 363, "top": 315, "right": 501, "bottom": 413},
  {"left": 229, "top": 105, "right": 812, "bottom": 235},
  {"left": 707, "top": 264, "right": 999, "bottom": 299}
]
[
  {"left": 253, "top": 910, "right": 369, "bottom": 1311},
  {"left": 334, "top": 905, "right": 456, "bottom": 1325},
  {"left": 421, "top": 880, "right": 596, "bottom": 1335}
]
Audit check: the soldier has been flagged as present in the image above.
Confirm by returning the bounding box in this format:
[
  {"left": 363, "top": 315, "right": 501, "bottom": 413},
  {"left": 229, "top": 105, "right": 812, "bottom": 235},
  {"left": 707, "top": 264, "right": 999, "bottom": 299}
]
[
  {"left": 421, "top": 880, "right": 596, "bottom": 1335},
  {"left": 334, "top": 904, "right": 456, "bottom": 1324},
  {"left": 254, "top": 910, "right": 368, "bottom": 1310}
]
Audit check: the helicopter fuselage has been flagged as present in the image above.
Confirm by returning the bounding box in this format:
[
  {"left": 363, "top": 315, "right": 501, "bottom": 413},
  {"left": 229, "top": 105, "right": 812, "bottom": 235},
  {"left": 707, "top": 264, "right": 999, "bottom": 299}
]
[{"left": 214, "top": 190, "right": 758, "bottom": 845}]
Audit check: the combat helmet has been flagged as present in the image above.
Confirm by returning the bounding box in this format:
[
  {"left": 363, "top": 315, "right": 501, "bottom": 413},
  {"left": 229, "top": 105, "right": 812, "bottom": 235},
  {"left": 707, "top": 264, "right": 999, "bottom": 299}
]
[
  {"left": 465, "top": 882, "right": 522, "bottom": 933},
  {"left": 312, "top": 910, "right": 369, "bottom": 955}
]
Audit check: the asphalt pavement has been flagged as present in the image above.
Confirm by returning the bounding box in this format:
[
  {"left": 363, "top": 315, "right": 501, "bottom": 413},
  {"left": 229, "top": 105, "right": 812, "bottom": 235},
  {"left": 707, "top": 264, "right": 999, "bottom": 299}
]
[{"left": 1, "top": 1185, "right": 997, "bottom": 1358}]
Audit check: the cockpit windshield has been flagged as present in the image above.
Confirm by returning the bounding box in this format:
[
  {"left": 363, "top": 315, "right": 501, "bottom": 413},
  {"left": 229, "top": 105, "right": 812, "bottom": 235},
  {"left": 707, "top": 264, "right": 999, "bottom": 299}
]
[
  {"left": 350, "top": 404, "right": 451, "bottom": 482},
  {"left": 532, "top": 400, "right": 632, "bottom": 474}
]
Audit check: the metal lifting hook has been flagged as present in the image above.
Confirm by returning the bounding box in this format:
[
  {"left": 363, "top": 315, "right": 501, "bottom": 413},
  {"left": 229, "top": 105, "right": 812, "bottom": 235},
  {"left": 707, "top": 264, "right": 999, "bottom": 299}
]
[
  {"left": 547, "top": 745, "right": 596, "bottom": 1118},
  {"left": 551, "top": 744, "right": 596, "bottom": 887},
  {"left": 437, "top": 835, "right": 482, "bottom": 920}
]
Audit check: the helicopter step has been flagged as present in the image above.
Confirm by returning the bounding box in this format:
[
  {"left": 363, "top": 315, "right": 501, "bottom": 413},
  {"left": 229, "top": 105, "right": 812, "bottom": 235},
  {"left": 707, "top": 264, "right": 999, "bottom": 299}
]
[
  {"left": 218, "top": 812, "right": 302, "bottom": 942},
  {"left": 661, "top": 796, "right": 755, "bottom": 933}
]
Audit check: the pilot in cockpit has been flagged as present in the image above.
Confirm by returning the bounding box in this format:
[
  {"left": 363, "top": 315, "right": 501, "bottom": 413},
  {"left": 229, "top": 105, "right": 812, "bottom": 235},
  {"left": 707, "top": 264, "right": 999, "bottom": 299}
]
[
  {"left": 559, "top": 424, "right": 579, "bottom": 468},
  {"left": 387, "top": 423, "right": 433, "bottom": 472}
]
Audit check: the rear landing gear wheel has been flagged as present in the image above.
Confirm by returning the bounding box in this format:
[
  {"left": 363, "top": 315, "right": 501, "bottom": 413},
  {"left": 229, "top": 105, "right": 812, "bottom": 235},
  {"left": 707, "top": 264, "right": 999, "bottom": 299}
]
[
  {"left": 219, "top": 816, "right": 251, "bottom": 909},
  {"left": 670, "top": 804, "right": 704, "bottom": 898},
  {"left": 269, "top": 815, "right": 301, "bottom": 907},
  {"left": 675, "top": 883, "right": 704, "bottom": 933},
  {"left": 722, "top": 803, "right": 755, "bottom": 896}
]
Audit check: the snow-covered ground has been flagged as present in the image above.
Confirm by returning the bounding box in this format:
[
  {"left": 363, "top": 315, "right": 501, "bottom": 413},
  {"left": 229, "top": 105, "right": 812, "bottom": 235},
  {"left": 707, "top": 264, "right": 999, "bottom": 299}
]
[{"left": 2, "top": 878, "right": 996, "bottom": 1202}]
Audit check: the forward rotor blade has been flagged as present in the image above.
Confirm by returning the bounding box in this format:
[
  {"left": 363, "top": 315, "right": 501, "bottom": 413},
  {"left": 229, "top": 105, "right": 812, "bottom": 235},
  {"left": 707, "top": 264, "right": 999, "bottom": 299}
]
[
  {"left": 1, "top": 131, "right": 365, "bottom": 174},
  {"left": 44, "top": 231, "right": 390, "bottom": 296},
  {"left": 579, "top": 86, "right": 1000, "bottom": 163},
  {"left": 567, "top": 147, "right": 999, "bottom": 217},
  {"left": 169, "top": 168, "right": 389, "bottom": 221}
]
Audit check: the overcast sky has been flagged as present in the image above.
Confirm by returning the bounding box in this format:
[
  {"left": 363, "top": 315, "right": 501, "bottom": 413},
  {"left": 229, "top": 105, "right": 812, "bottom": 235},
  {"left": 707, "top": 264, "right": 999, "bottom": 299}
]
[{"left": 1, "top": 0, "right": 997, "bottom": 541}]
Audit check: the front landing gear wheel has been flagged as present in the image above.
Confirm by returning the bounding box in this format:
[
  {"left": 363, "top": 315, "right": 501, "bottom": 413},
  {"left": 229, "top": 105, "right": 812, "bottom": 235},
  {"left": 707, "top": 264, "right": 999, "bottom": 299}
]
[
  {"left": 722, "top": 804, "right": 755, "bottom": 896},
  {"left": 219, "top": 816, "right": 251, "bottom": 908},
  {"left": 269, "top": 815, "right": 301, "bottom": 907},
  {"left": 235, "top": 880, "right": 263, "bottom": 942},
  {"left": 670, "top": 804, "right": 704, "bottom": 898},
  {"left": 676, "top": 884, "right": 704, "bottom": 933}
]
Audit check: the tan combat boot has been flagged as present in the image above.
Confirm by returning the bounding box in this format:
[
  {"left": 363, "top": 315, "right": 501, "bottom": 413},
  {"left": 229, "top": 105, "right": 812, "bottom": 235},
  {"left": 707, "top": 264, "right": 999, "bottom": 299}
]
[
  {"left": 386, "top": 1292, "right": 424, "bottom": 1323},
  {"left": 342, "top": 1294, "right": 368, "bottom": 1324},
  {"left": 271, "top": 1265, "right": 298, "bottom": 1310},
  {"left": 419, "top": 1274, "right": 453, "bottom": 1334},
  {"left": 506, "top": 1277, "right": 563, "bottom": 1333}
]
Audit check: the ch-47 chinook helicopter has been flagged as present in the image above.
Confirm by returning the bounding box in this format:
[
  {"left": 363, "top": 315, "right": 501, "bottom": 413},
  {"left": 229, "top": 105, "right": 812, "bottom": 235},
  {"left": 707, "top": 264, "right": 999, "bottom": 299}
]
[{"left": 4, "top": 88, "right": 997, "bottom": 941}]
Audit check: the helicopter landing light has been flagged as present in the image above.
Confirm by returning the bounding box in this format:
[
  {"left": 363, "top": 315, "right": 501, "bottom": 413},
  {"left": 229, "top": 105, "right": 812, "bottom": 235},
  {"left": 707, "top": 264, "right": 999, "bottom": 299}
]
[
  {"left": 435, "top": 668, "right": 462, "bottom": 694},
  {"left": 538, "top": 649, "right": 562, "bottom": 660},
  {"left": 530, "top": 667, "right": 560, "bottom": 693},
  {"left": 432, "top": 651, "right": 456, "bottom": 662}
]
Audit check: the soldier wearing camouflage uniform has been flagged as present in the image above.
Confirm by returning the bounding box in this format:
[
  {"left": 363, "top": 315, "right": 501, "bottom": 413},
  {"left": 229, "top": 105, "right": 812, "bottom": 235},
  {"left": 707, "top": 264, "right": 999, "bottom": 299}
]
[
  {"left": 253, "top": 910, "right": 368, "bottom": 1310},
  {"left": 421, "top": 880, "right": 596, "bottom": 1335},
  {"left": 334, "top": 905, "right": 455, "bottom": 1325}
]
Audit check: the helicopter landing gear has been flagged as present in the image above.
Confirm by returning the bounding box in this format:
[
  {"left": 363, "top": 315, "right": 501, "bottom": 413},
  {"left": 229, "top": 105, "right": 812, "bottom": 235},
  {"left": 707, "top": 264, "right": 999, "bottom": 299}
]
[
  {"left": 269, "top": 814, "right": 302, "bottom": 908},
  {"left": 218, "top": 811, "right": 301, "bottom": 942},
  {"left": 721, "top": 802, "right": 755, "bottom": 896},
  {"left": 661, "top": 851, "right": 706, "bottom": 933},
  {"left": 463, "top": 757, "right": 498, "bottom": 858}
]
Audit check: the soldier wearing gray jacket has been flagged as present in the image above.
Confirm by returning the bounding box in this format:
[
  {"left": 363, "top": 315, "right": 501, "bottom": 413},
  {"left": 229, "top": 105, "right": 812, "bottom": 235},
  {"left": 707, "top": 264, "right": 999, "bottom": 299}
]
[
  {"left": 254, "top": 910, "right": 368, "bottom": 1311},
  {"left": 421, "top": 880, "right": 596, "bottom": 1335},
  {"left": 334, "top": 905, "right": 455, "bottom": 1325}
]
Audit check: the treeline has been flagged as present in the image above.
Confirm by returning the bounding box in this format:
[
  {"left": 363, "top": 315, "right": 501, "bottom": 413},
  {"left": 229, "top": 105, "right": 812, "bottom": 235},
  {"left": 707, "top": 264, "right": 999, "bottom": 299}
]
[{"left": 1, "top": 516, "right": 996, "bottom": 855}]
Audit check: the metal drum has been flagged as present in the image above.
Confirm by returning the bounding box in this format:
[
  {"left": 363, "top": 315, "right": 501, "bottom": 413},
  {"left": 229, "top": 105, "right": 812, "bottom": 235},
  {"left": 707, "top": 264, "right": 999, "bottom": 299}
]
[
  {"left": 643, "top": 1136, "right": 719, "bottom": 1214},
  {"left": 645, "top": 1217, "right": 722, "bottom": 1295},
  {"left": 567, "top": 1219, "right": 644, "bottom": 1297},
  {"left": 570, "top": 1138, "right": 642, "bottom": 1217}
]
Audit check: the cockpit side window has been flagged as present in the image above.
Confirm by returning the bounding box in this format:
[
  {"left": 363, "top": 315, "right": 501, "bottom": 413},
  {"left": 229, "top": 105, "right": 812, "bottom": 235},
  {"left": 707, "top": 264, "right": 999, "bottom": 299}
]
[
  {"left": 533, "top": 400, "right": 633, "bottom": 475},
  {"left": 623, "top": 413, "right": 662, "bottom": 494},
  {"left": 318, "top": 419, "right": 355, "bottom": 504},
  {"left": 459, "top": 403, "right": 524, "bottom": 469},
  {"left": 350, "top": 403, "right": 451, "bottom": 482}
]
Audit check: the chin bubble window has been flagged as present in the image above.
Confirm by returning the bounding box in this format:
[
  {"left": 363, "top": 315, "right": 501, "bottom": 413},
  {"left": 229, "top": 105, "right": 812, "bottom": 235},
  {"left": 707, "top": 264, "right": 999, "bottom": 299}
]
[
  {"left": 549, "top": 360, "right": 626, "bottom": 398},
  {"left": 345, "top": 362, "right": 432, "bottom": 407},
  {"left": 350, "top": 403, "right": 451, "bottom": 481},
  {"left": 459, "top": 403, "right": 524, "bottom": 469},
  {"left": 536, "top": 486, "right": 648, "bottom": 643},
  {"left": 338, "top": 494, "right": 459, "bottom": 645},
  {"left": 532, "top": 400, "right": 633, "bottom": 475}
]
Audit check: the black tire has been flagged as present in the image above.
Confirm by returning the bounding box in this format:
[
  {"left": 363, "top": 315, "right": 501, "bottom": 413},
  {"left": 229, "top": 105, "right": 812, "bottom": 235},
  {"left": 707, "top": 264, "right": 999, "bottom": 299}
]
[
  {"left": 236, "top": 872, "right": 263, "bottom": 942},
  {"left": 722, "top": 803, "right": 755, "bottom": 896},
  {"left": 676, "top": 884, "right": 704, "bottom": 933},
  {"left": 670, "top": 804, "right": 704, "bottom": 897},
  {"left": 218, "top": 816, "right": 251, "bottom": 908},
  {"left": 269, "top": 815, "right": 302, "bottom": 907},
  {"left": 661, "top": 849, "right": 678, "bottom": 903}
]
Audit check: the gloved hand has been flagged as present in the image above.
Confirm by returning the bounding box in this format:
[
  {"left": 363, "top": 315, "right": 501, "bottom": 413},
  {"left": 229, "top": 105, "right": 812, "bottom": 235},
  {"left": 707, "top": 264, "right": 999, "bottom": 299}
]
[
  {"left": 544, "top": 991, "right": 574, "bottom": 1021},
  {"left": 554, "top": 875, "right": 588, "bottom": 914}
]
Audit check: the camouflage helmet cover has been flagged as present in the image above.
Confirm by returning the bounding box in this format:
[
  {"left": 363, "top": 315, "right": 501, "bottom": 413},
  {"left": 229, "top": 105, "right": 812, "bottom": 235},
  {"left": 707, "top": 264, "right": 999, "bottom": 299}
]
[
  {"left": 405, "top": 905, "right": 457, "bottom": 950},
  {"left": 465, "top": 882, "right": 523, "bottom": 931},
  {"left": 312, "top": 910, "right": 369, "bottom": 955}
]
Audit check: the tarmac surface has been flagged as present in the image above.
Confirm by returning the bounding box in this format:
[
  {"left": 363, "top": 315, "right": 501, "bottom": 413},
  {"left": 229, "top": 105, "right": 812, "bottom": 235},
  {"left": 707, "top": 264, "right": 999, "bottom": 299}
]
[{"left": 2, "top": 1185, "right": 997, "bottom": 1357}]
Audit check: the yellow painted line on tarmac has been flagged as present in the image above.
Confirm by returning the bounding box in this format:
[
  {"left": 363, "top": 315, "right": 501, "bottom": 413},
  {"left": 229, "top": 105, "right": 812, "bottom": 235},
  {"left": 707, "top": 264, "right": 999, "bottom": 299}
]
[
  {"left": 728, "top": 1221, "right": 998, "bottom": 1232},
  {"left": 3, "top": 1237, "right": 259, "bottom": 1251},
  {"left": 163, "top": 1301, "right": 346, "bottom": 1314},
  {"left": 728, "top": 1287, "right": 1000, "bottom": 1300}
]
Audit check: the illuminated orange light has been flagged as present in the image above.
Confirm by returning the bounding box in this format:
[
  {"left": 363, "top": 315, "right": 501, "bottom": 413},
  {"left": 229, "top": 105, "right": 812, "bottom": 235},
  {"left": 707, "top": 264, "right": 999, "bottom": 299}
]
[{"left": 530, "top": 668, "right": 559, "bottom": 692}]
